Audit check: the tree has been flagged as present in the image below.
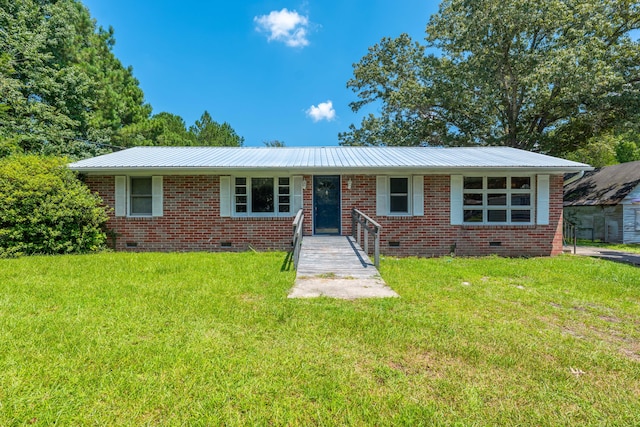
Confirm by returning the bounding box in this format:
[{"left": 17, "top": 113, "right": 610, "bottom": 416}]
[
  {"left": 112, "top": 112, "right": 194, "bottom": 147},
  {"left": 614, "top": 132, "right": 640, "bottom": 163},
  {"left": 152, "top": 112, "right": 195, "bottom": 146},
  {"left": 565, "top": 136, "right": 618, "bottom": 167},
  {"left": 189, "top": 111, "right": 244, "bottom": 147},
  {"left": 0, "top": 0, "right": 150, "bottom": 159},
  {"left": 340, "top": 0, "right": 640, "bottom": 155},
  {"left": 263, "top": 140, "right": 286, "bottom": 147},
  {"left": 0, "top": 155, "right": 108, "bottom": 257}
]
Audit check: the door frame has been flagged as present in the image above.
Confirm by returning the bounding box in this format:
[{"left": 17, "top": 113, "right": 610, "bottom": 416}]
[{"left": 312, "top": 175, "right": 341, "bottom": 235}]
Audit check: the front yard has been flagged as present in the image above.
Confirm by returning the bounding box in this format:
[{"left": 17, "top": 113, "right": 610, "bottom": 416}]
[{"left": 0, "top": 252, "right": 638, "bottom": 425}]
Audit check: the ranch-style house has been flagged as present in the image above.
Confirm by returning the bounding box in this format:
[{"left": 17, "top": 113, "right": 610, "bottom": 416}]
[{"left": 69, "top": 146, "right": 589, "bottom": 257}]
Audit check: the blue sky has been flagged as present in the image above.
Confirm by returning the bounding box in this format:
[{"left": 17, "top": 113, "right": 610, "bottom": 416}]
[{"left": 81, "top": 1, "right": 439, "bottom": 147}]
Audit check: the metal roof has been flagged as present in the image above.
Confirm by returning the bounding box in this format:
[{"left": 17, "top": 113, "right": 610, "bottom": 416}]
[
  {"left": 564, "top": 160, "right": 640, "bottom": 206},
  {"left": 69, "top": 146, "right": 590, "bottom": 174}
]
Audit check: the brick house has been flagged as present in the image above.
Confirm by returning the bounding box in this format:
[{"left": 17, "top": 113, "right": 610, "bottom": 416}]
[{"left": 69, "top": 146, "right": 589, "bottom": 257}]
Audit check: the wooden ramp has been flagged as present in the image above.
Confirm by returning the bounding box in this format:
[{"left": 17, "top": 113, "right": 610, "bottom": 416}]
[{"left": 289, "top": 236, "right": 399, "bottom": 299}]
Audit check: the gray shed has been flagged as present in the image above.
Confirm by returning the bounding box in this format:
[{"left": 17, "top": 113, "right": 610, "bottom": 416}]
[{"left": 564, "top": 161, "right": 640, "bottom": 243}]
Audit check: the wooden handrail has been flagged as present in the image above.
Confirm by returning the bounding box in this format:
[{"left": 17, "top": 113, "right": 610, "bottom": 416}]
[
  {"left": 292, "top": 209, "right": 304, "bottom": 269},
  {"left": 351, "top": 208, "right": 381, "bottom": 267}
]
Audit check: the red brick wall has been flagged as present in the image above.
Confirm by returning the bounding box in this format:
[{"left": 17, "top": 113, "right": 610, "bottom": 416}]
[
  {"left": 86, "top": 176, "right": 293, "bottom": 252},
  {"left": 86, "top": 174, "right": 564, "bottom": 257},
  {"left": 339, "top": 174, "right": 564, "bottom": 257}
]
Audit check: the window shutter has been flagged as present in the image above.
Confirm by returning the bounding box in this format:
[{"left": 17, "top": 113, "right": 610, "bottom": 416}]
[
  {"left": 152, "top": 176, "right": 163, "bottom": 217},
  {"left": 412, "top": 175, "right": 424, "bottom": 216},
  {"left": 450, "top": 175, "right": 463, "bottom": 225},
  {"left": 537, "top": 175, "right": 550, "bottom": 225},
  {"left": 292, "top": 176, "right": 303, "bottom": 214},
  {"left": 115, "top": 176, "right": 126, "bottom": 217},
  {"left": 220, "top": 176, "right": 231, "bottom": 217},
  {"left": 376, "top": 176, "right": 388, "bottom": 216}
]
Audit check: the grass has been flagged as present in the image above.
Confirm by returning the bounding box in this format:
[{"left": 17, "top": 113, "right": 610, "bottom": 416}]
[
  {"left": 1, "top": 252, "right": 639, "bottom": 425},
  {"left": 576, "top": 239, "right": 640, "bottom": 254}
]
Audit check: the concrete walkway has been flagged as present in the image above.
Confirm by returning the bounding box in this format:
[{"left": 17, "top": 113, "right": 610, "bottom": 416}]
[
  {"left": 565, "top": 246, "right": 640, "bottom": 267},
  {"left": 289, "top": 236, "right": 399, "bottom": 300}
]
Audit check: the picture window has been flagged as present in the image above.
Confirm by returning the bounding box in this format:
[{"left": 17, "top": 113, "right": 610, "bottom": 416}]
[{"left": 462, "top": 176, "right": 533, "bottom": 224}]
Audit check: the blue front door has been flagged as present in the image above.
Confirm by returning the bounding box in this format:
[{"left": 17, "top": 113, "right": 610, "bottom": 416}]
[{"left": 313, "top": 175, "right": 341, "bottom": 235}]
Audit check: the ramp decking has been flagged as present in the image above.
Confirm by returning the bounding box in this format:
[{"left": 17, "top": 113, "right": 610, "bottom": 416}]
[{"left": 289, "top": 236, "right": 399, "bottom": 299}]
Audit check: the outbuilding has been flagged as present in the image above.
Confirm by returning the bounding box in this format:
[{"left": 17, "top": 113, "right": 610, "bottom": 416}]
[
  {"left": 564, "top": 160, "right": 640, "bottom": 244},
  {"left": 70, "top": 146, "right": 589, "bottom": 257}
]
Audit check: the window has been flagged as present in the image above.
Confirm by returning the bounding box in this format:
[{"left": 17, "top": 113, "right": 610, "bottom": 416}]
[
  {"left": 130, "top": 177, "right": 152, "bottom": 216},
  {"left": 278, "top": 177, "right": 291, "bottom": 213},
  {"left": 234, "top": 177, "right": 290, "bottom": 216},
  {"left": 376, "top": 176, "right": 423, "bottom": 217},
  {"left": 389, "top": 177, "right": 409, "bottom": 213},
  {"left": 114, "top": 176, "right": 162, "bottom": 218},
  {"left": 462, "top": 176, "right": 533, "bottom": 224},
  {"left": 636, "top": 209, "right": 640, "bottom": 232}
]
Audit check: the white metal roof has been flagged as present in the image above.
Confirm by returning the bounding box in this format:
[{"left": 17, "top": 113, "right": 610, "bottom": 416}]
[{"left": 69, "top": 146, "right": 590, "bottom": 174}]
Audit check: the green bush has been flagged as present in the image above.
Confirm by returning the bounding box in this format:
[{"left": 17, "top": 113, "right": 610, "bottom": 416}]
[{"left": 0, "top": 155, "right": 108, "bottom": 257}]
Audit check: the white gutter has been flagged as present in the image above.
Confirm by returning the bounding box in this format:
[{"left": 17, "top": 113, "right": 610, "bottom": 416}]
[{"left": 564, "top": 170, "right": 585, "bottom": 186}]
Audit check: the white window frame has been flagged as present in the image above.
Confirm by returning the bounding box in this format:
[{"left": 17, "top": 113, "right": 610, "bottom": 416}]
[
  {"left": 115, "top": 175, "right": 163, "bottom": 218},
  {"left": 129, "top": 176, "right": 153, "bottom": 217},
  {"left": 376, "top": 175, "right": 424, "bottom": 217},
  {"left": 461, "top": 175, "right": 535, "bottom": 225},
  {"left": 389, "top": 176, "right": 412, "bottom": 215},
  {"left": 232, "top": 176, "right": 293, "bottom": 218}
]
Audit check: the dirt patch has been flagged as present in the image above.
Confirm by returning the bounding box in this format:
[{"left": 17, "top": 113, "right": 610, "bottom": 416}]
[{"left": 288, "top": 277, "right": 399, "bottom": 299}]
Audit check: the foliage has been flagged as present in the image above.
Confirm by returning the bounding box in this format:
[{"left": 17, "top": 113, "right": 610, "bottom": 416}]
[
  {"left": 152, "top": 112, "right": 195, "bottom": 146},
  {"left": 0, "top": 253, "right": 639, "bottom": 424},
  {"left": 341, "top": 0, "right": 640, "bottom": 155},
  {"left": 565, "top": 134, "right": 618, "bottom": 167},
  {"left": 0, "top": 1, "right": 245, "bottom": 157},
  {"left": 614, "top": 132, "right": 640, "bottom": 163},
  {"left": 189, "top": 110, "right": 244, "bottom": 147},
  {"left": 263, "top": 140, "right": 286, "bottom": 147},
  {"left": 0, "top": 0, "right": 151, "bottom": 159},
  {"left": 566, "top": 131, "right": 640, "bottom": 166},
  {"left": 112, "top": 111, "right": 245, "bottom": 147},
  {"left": 0, "top": 155, "right": 107, "bottom": 257}
]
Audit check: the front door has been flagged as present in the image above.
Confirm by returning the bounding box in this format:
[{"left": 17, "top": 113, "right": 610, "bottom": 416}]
[{"left": 313, "top": 175, "right": 341, "bottom": 234}]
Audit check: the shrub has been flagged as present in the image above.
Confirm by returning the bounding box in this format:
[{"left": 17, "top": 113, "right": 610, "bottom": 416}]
[{"left": 0, "top": 155, "right": 108, "bottom": 257}]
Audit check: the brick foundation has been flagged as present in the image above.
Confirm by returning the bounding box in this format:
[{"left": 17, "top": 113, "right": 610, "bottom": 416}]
[{"left": 86, "top": 174, "right": 564, "bottom": 257}]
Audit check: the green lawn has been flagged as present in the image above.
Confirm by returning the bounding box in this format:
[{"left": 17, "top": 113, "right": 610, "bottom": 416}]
[
  {"left": 576, "top": 239, "right": 640, "bottom": 254},
  {"left": 1, "top": 252, "right": 639, "bottom": 425}
]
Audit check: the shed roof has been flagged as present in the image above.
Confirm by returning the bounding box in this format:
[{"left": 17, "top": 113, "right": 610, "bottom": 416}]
[
  {"left": 564, "top": 160, "right": 640, "bottom": 206},
  {"left": 69, "top": 146, "right": 589, "bottom": 174}
]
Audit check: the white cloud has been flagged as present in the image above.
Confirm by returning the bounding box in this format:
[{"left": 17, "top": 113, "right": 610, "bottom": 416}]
[
  {"left": 254, "top": 8, "right": 310, "bottom": 48},
  {"left": 306, "top": 101, "right": 336, "bottom": 122}
]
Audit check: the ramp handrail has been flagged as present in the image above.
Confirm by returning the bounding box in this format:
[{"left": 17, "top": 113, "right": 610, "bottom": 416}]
[
  {"left": 351, "top": 208, "right": 381, "bottom": 267},
  {"left": 292, "top": 209, "right": 304, "bottom": 268}
]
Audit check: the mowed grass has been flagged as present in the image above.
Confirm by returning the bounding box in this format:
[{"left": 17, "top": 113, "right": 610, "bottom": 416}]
[
  {"left": 1, "top": 252, "right": 639, "bottom": 425},
  {"left": 576, "top": 239, "right": 640, "bottom": 254}
]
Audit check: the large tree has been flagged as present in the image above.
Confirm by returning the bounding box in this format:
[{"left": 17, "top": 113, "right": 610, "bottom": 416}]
[
  {"left": 189, "top": 111, "right": 244, "bottom": 147},
  {"left": 0, "top": 0, "right": 150, "bottom": 159},
  {"left": 340, "top": 0, "right": 640, "bottom": 155}
]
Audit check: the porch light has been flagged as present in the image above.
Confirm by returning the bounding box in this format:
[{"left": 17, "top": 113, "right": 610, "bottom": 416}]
[{"left": 347, "top": 178, "right": 352, "bottom": 190}]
